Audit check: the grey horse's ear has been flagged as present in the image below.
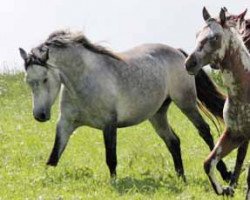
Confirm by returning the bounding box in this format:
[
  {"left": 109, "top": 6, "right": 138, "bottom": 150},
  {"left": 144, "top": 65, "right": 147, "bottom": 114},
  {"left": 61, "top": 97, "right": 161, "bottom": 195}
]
[
  {"left": 19, "top": 48, "right": 28, "bottom": 61},
  {"left": 32, "top": 47, "right": 49, "bottom": 62},
  {"left": 41, "top": 48, "right": 49, "bottom": 61},
  {"left": 219, "top": 8, "right": 226, "bottom": 26},
  {"left": 222, "top": 7, "right": 228, "bottom": 12},
  {"left": 203, "top": 7, "right": 211, "bottom": 21}
]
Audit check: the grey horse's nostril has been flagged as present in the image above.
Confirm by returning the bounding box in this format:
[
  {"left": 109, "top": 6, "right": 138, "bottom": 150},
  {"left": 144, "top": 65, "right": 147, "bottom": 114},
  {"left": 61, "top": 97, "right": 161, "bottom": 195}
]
[
  {"left": 40, "top": 112, "right": 46, "bottom": 120},
  {"left": 185, "top": 54, "right": 198, "bottom": 69},
  {"left": 187, "top": 59, "right": 197, "bottom": 69},
  {"left": 191, "top": 60, "right": 197, "bottom": 67}
]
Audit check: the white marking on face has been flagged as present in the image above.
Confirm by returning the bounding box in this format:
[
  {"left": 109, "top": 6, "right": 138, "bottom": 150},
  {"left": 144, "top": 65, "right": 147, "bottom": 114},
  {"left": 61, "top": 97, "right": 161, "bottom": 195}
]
[{"left": 195, "top": 20, "right": 229, "bottom": 65}]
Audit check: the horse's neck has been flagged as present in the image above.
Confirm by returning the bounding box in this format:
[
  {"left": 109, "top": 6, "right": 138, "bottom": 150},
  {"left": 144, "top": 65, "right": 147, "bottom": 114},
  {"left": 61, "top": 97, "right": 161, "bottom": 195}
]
[
  {"left": 220, "top": 32, "right": 250, "bottom": 100},
  {"left": 49, "top": 47, "right": 122, "bottom": 96}
]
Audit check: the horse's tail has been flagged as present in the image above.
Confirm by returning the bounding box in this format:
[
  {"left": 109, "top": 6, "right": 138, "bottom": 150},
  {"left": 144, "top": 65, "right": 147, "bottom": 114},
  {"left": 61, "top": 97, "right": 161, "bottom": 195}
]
[
  {"left": 195, "top": 69, "right": 225, "bottom": 120},
  {"left": 178, "top": 48, "right": 225, "bottom": 120}
]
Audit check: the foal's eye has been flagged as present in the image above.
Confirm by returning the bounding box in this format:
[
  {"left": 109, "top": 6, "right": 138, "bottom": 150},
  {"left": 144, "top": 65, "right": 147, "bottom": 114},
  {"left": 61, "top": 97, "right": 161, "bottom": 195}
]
[
  {"left": 210, "top": 35, "right": 218, "bottom": 41},
  {"left": 43, "top": 78, "right": 48, "bottom": 84}
]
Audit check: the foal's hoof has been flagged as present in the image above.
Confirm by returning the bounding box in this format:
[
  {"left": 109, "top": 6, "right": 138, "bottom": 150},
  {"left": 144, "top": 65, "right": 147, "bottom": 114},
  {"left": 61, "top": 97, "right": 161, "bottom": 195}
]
[
  {"left": 222, "top": 186, "right": 234, "bottom": 197},
  {"left": 229, "top": 179, "right": 238, "bottom": 188}
]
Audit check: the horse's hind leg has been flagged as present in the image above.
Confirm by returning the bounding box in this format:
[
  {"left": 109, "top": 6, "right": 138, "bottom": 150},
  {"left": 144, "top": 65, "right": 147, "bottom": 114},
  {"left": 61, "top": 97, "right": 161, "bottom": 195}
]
[
  {"left": 176, "top": 104, "right": 231, "bottom": 181},
  {"left": 204, "top": 131, "right": 243, "bottom": 196},
  {"left": 149, "top": 99, "right": 185, "bottom": 181},
  {"left": 230, "top": 141, "right": 249, "bottom": 187},
  {"left": 103, "top": 124, "right": 117, "bottom": 178}
]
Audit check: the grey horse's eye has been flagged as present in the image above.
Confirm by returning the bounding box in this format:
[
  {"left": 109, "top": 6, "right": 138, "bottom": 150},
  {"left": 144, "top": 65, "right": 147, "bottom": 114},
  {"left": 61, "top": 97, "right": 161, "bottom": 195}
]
[
  {"left": 43, "top": 78, "right": 48, "bottom": 84},
  {"left": 29, "top": 80, "right": 37, "bottom": 86}
]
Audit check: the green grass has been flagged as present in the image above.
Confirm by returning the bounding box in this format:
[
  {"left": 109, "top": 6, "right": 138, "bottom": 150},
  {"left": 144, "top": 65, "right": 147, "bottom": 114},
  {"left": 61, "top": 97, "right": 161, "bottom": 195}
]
[{"left": 0, "top": 73, "right": 249, "bottom": 199}]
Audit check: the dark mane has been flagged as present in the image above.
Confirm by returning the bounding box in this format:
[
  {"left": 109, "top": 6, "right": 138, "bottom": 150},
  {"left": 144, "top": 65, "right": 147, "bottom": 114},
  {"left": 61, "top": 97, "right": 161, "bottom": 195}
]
[
  {"left": 242, "top": 19, "right": 250, "bottom": 51},
  {"left": 44, "top": 30, "right": 121, "bottom": 60}
]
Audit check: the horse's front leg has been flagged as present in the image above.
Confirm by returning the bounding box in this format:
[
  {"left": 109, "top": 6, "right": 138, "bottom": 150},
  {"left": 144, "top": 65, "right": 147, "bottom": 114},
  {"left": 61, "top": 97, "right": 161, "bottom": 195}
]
[
  {"left": 230, "top": 141, "right": 249, "bottom": 187},
  {"left": 204, "top": 130, "right": 243, "bottom": 196},
  {"left": 47, "top": 118, "right": 76, "bottom": 166},
  {"left": 103, "top": 124, "right": 117, "bottom": 178}
]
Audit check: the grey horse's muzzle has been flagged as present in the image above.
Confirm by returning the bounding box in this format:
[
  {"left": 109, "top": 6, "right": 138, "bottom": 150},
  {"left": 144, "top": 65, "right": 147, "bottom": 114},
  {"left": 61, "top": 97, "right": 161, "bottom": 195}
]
[
  {"left": 185, "top": 54, "right": 201, "bottom": 75},
  {"left": 33, "top": 109, "right": 50, "bottom": 122}
]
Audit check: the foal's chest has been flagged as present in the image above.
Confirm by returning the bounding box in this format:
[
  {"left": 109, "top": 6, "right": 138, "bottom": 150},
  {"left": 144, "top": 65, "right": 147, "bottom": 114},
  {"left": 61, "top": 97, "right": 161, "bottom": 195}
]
[{"left": 224, "top": 98, "right": 250, "bottom": 135}]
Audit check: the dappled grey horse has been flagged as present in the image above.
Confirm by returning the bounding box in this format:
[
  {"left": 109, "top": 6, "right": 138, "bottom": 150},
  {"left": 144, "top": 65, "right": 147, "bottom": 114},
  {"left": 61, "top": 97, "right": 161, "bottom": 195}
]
[{"left": 19, "top": 30, "right": 230, "bottom": 181}]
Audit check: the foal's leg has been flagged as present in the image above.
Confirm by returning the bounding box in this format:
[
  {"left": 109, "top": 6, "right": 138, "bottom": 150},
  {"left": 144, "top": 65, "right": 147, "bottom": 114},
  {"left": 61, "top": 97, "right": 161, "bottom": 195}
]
[
  {"left": 204, "top": 130, "right": 244, "bottom": 196},
  {"left": 103, "top": 124, "right": 117, "bottom": 178},
  {"left": 149, "top": 100, "right": 185, "bottom": 181},
  {"left": 47, "top": 118, "right": 76, "bottom": 166},
  {"left": 178, "top": 105, "right": 231, "bottom": 181},
  {"left": 230, "top": 141, "right": 249, "bottom": 187}
]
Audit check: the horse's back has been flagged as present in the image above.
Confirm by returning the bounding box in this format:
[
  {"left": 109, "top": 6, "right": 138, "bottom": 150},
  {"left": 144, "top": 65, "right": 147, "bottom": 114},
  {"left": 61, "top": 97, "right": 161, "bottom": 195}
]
[
  {"left": 121, "top": 43, "right": 185, "bottom": 65},
  {"left": 121, "top": 44, "right": 196, "bottom": 105},
  {"left": 115, "top": 44, "right": 196, "bottom": 126}
]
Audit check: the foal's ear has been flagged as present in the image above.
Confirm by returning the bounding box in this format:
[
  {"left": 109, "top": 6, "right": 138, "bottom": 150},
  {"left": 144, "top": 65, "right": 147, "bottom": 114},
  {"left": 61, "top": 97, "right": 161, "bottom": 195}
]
[
  {"left": 237, "top": 9, "right": 248, "bottom": 21},
  {"left": 203, "top": 7, "right": 211, "bottom": 21},
  {"left": 219, "top": 8, "right": 226, "bottom": 26},
  {"left": 19, "top": 48, "right": 28, "bottom": 61}
]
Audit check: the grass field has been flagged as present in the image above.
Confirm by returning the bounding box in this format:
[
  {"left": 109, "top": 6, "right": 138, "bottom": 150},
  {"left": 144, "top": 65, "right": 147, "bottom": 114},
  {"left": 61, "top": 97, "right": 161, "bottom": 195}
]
[{"left": 0, "top": 73, "right": 249, "bottom": 199}]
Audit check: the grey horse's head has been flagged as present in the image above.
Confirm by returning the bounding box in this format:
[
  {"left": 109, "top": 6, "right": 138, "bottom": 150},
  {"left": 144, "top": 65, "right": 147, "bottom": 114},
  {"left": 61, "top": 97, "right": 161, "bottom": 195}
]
[
  {"left": 185, "top": 7, "right": 232, "bottom": 75},
  {"left": 19, "top": 47, "right": 61, "bottom": 122}
]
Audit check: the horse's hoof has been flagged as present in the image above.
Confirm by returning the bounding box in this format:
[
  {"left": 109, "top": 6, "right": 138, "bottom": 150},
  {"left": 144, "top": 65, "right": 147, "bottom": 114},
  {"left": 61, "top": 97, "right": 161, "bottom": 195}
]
[
  {"left": 222, "top": 171, "right": 232, "bottom": 182},
  {"left": 110, "top": 172, "right": 117, "bottom": 179},
  {"left": 46, "top": 161, "right": 58, "bottom": 167},
  {"left": 229, "top": 174, "right": 238, "bottom": 188},
  {"left": 229, "top": 180, "right": 238, "bottom": 189},
  {"left": 176, "top": 171, "right": 187, "bottom": 183},
  {"left": 110, "top": 174, "right": 117, "bottom": 184},
  {"left": 180, "top": 175, "right": 187, "bottom": 183},
  {"left": 222, "top": 186, "right": 234, "bottom": 197}
]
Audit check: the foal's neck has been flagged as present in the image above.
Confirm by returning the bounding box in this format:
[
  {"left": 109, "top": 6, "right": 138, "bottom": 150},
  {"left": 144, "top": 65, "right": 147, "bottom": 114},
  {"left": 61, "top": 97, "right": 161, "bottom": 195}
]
[{"left": 220, "top": 30, "right": 250, "bottom": 101}]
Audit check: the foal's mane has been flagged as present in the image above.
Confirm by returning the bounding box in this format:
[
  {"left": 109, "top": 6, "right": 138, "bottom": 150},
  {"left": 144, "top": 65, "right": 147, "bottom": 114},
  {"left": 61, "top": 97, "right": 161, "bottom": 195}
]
[
  {"left": 44, "top": 30, "right": 121, "bottom": 61},
  {"left": 242, "top": 19, "right": 250, "bottom": 50}
]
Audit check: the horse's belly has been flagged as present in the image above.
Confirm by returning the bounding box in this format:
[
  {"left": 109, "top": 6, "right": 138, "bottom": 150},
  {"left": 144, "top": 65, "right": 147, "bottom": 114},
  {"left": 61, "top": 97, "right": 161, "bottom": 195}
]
[{"left": 116, "top": 96, "right": 166, "bottom": 127}]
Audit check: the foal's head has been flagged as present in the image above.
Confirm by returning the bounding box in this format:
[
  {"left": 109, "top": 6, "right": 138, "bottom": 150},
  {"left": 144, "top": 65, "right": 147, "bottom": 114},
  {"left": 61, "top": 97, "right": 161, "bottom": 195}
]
[
  {"left": 19, "top": 47, "right": 61, "bottom": 122},
  {"left": 185, "top": 7, "right": 243, "bottom": 75}
]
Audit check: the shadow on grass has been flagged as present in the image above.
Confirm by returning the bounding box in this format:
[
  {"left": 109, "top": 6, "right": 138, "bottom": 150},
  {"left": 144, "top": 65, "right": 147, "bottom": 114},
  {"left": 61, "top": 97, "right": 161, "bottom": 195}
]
[
  {"left": 111, "top": 174, "right": 184, "bottom": 195},
  {"left": 41, "top": 166, "right": 94, "bottom": 186}
]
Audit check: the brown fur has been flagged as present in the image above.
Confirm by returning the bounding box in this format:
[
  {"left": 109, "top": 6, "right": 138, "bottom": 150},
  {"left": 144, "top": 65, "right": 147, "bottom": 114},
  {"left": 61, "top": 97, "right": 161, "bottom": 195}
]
[{"left": 220, "top": 42, "right": 250, "bottom": 102}]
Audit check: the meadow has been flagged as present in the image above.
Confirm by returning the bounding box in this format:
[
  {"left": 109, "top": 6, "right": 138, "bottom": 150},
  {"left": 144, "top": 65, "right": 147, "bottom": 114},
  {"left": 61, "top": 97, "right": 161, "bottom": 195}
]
[{"left": 0, "top": 73, "right": 249, "bottom": 199}]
